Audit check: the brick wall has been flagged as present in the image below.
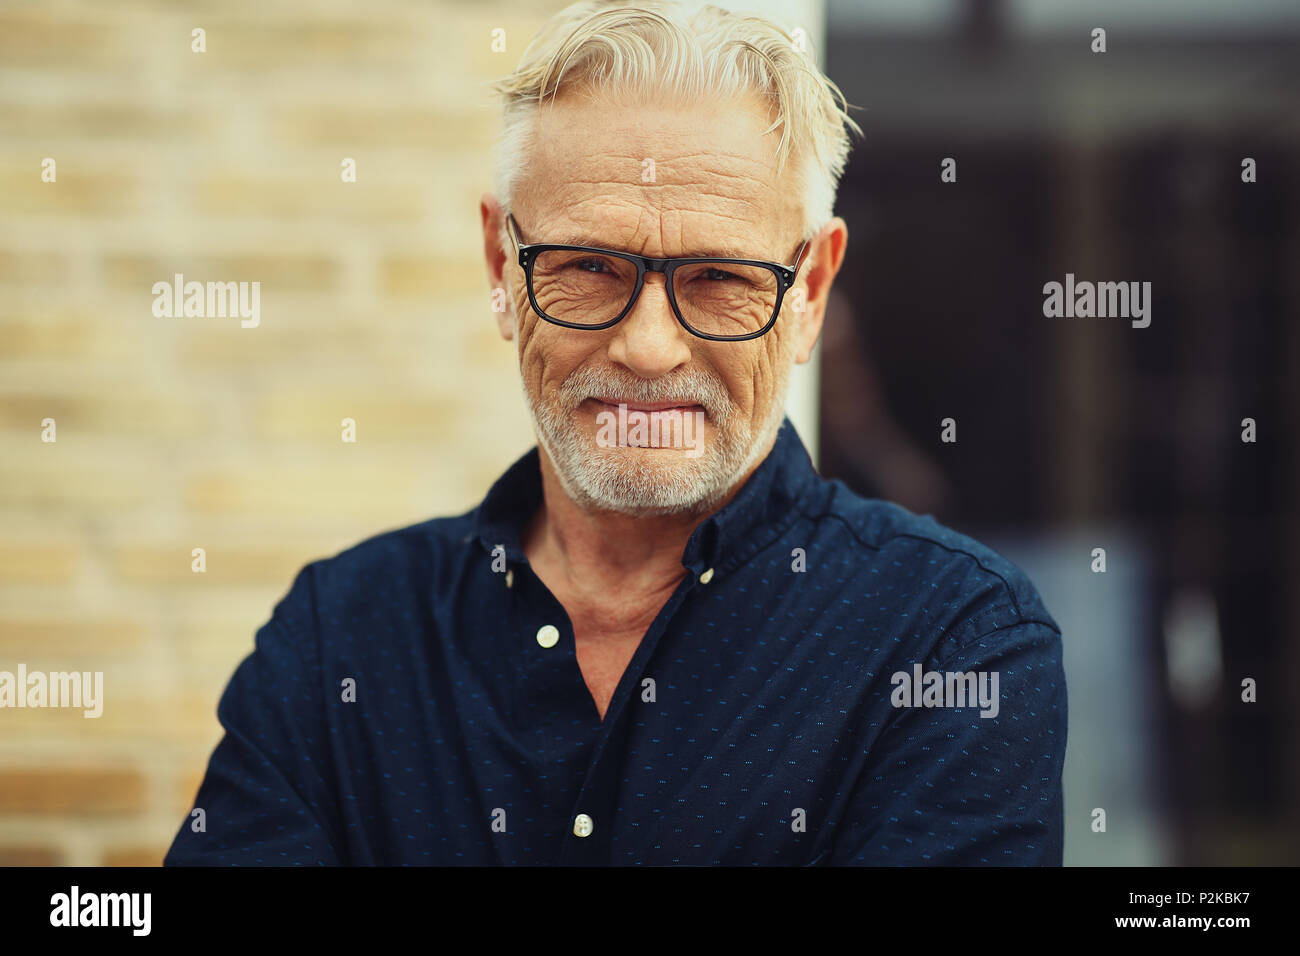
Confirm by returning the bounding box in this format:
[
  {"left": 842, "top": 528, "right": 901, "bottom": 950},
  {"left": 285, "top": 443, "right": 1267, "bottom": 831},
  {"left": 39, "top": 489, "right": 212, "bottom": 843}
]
[{"left": 0, "top": 0, "right": 552, "bottom": 865}]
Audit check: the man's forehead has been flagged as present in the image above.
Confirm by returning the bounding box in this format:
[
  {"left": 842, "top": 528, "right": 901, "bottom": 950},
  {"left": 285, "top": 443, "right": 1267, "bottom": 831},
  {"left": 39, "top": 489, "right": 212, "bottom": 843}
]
[
  {"left": 516, "top": 94, "right": 801, "bottom": 257},
  {"left": 529, "top": 93, "right": 782, "bottom": 179},
  {"left": 535, "top": 87, "right": 779, "bottom": 143},
  {"left": 538, "top": 98, "right": 780, "bottom": 162}
]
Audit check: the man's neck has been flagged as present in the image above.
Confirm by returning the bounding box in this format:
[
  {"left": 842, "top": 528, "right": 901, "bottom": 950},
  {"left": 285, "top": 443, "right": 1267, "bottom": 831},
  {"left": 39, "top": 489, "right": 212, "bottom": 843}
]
[{"left": 522, "top": 442, "right": 771, "bottom": 604}]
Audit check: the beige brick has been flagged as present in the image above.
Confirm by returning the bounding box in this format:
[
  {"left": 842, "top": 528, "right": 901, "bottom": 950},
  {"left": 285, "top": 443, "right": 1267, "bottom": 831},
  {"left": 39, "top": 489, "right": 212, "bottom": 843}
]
[
  {"left": 382, "top": 254, "right": 489, "bottom": 298},
  {"left": 100, "top": 256, "right": 187, "bottom": 292},
  {"left": 463, "top": 318, "right": 518, "bottom": 366},
  {"left": 0, "top": 165, "right": 140, "bottom": 217},
  {"left": 179, "top": 19, "right": 424, "bottom": 70},
  {"left": 176, "top": 320, "right": 378, "bottom": 370},
  {"left": 0, "top": 250, "right": 69, "bottom": 287},
  {"left": 0, "top": 13, "right": 133, "bottom": 69},
  {"left": 0, "top": 687, "right": 219, "bottom": 745},
  {"left": 203, "top": 254, "right": 340, "bottom": 292},
  {"left": 0, "top": 103, "right": 213, "bottom": 142},
  {"left": 0, "top": 845, "right": 62, "bottom": 866},
  {"left": 257, "top": 390, "right": 469, "bottom": 442},
  {"left": 270, "top": 107, "right": 496, "bottom": 150},
  {"left": 172, "top": 611, "right": 283, "bottom": 679},
  {"left": 103, "top": 845, "right": 165, "bottom": 867},
  {"left": 159, "top": 691, "right": 224, "bottom": 742},
  {"left": 111, "top": 542, "right": 329, "bottom": 587},
  {"left": 193, "top": 173, "right": 423, "bottom": 223},
  {"left": 0, "top": 615, "right": 146, "bottom": 656},
  {"left": 103, "top": 254, "right": 339, "bottom": 293},
  {"left": 0, "top": 542, "right": 80, "bottom": 584},
  {"left": 466, "top": 13, "right": 549, "bottom": 78},
  {"left": 0, "top": 458, "right": 155, "bottom": 510},
  {"left": 0, "top": 313, "right": 129, "bottom": 360},
  {"left": 0, "top": 769, "right": 147, "bottom": 816},
  {"left": 176, "top": 767, "right": 207, "bottom": 810},
  {"left": 185, "top": 465, "right": 423, "bottom": 518},
  {"left": 0, "top": 392, "right": 212, "bottom": 438}
]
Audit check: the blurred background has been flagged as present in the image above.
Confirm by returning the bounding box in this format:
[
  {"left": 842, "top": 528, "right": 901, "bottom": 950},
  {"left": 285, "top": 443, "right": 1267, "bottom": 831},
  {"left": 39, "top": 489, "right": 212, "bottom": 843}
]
[
  {"left": 819, "top": 0, "right": 1300, "bottom": 864},
  {"left": 0, "top": 0, "right": 1295, "bottom": 865}
]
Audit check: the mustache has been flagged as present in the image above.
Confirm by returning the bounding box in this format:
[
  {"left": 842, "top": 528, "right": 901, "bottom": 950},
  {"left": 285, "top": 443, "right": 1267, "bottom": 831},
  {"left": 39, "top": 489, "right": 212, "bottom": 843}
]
[{"left": 559, "top": 366, "right": 730, "bottom": 417}]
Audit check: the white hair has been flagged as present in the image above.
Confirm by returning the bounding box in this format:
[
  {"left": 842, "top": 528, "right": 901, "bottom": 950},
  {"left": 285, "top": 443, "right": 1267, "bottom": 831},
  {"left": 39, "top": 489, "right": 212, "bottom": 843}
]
[{"left": 489, "top": 0, "right": 861, "bottom": 241}]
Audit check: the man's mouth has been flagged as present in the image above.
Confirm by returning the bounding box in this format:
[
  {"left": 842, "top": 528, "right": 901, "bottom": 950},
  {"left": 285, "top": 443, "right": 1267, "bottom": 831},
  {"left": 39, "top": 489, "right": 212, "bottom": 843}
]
[
  {"left": 589, "top": 397, "right": 705, "bottom": 415},
  {"left": 582, "top": 397, "right": 710, "bottom": 453}
]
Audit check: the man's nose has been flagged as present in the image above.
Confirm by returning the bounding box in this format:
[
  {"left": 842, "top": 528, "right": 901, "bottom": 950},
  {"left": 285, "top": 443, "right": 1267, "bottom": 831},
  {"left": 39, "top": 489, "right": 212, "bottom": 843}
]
[{"left": 606, "top": 274, "right": 693, "bottom": 377}]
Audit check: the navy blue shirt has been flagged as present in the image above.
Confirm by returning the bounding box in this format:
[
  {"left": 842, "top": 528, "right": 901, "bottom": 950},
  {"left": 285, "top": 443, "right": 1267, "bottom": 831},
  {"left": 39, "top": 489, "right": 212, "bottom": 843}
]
[{"left": 164, "top": 417, "right": 1066, "bottom": 866}]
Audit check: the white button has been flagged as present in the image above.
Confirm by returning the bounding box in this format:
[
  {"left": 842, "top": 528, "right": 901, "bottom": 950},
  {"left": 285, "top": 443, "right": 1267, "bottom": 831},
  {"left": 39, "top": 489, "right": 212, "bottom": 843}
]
[
  {"left": 536, "top": 624, "right": 559, "bottom": 648},
  {"left": 699, "top": 567, "right": 715, "bottom": 584},
  {"left": 573, "top": 813, "right": 594, "bottom": 838},
  {"left": 505, "top": 568, "right": 514, "bottom": 589}
]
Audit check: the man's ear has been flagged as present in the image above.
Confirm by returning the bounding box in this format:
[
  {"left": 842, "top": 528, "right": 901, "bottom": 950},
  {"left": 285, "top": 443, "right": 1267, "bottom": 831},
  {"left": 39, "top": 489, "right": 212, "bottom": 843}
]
[
  {"left": 792, "top": 216, "right": 848, "bottom": 364},
  {"left": 480, "top": 193, "right": 515, "bottom": 341}
]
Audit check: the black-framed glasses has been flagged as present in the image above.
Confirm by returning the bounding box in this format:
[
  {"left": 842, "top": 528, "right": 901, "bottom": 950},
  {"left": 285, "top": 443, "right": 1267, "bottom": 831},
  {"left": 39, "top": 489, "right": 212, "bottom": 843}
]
[{"left": 506, "top": 213, "right": 810, "bottom": 342}]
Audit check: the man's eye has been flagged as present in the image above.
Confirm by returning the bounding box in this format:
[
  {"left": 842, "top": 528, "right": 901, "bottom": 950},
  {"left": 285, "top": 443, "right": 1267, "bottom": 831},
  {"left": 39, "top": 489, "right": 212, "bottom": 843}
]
[
  {"left": 702, "top": 267, "right": 740, "bottom": 281},
  {"left": 574, "top": 257, "right": 612, "bottom": 273}
]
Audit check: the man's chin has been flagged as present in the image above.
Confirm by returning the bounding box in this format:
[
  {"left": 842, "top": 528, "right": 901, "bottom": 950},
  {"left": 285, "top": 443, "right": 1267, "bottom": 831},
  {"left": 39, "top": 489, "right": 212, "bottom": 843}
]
[
  {"left": 530, "top": 397, "right": 753, "bottom": 514},
  {"left": 582, "top": 441, "right": 710, "bottom": 481},
  {"left": 561, "top": 438, "right": 722, "bottom": 515}
]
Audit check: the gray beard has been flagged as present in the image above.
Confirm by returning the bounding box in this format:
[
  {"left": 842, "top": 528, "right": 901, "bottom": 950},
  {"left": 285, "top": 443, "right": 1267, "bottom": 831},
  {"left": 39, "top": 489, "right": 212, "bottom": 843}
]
[{"left": 522, "top": 362, "right": 791, "bottom": 518}]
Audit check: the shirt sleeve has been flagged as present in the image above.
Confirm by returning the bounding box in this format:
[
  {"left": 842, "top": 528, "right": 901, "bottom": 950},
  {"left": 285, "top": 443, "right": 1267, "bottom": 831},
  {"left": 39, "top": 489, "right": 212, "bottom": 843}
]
[
  {"left": 832, "top": 618, "right": 1068, "bottom": 865},
  {"left": 163, "top": 563, "right": 344, "bottom": 865}
]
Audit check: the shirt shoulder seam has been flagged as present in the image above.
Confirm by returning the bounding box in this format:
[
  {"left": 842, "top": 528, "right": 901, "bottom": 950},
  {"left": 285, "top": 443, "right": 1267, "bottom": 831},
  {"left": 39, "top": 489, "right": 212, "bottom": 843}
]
[{"left": 794, "top": 505, "right": 1045, "bottom": 633}]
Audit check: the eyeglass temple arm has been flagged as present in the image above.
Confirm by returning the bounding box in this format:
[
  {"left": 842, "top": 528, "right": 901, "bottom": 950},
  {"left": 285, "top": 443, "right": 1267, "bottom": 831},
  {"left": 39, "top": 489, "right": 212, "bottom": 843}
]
[
  {"left": 504, "top": 212, "right": 522, "bottom": 253},
  {"left": 790, "top": 238, "right": 812, "bottom": 276}
]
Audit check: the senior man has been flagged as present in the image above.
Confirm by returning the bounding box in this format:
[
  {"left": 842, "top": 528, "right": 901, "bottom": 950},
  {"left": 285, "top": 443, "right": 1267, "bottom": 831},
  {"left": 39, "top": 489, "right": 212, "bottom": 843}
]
[{"left": 166, "top": 0, "right": 1066, "bottom": 866}]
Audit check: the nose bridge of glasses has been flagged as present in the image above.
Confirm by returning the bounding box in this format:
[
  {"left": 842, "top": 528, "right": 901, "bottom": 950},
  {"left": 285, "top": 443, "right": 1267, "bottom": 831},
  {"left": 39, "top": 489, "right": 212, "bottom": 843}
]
[
  {"left": 610, "top": 264, "right": 684, "bottom": 344},
  {"left": 627, "top": 265, "right": 675, "bottom": 317}
]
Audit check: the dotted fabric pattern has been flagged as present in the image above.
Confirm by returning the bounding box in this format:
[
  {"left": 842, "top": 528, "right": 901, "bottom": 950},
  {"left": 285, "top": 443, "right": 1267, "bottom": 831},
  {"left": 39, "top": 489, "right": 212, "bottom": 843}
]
[{"left": 163, "top": 418, "right": 1066, "bottom": 866}]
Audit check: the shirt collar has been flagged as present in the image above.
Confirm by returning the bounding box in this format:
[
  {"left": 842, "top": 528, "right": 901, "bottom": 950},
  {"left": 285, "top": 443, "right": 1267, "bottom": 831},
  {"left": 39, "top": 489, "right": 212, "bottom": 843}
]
[{"left": 472, "top": 416, "right": 819, "bottom": 578}]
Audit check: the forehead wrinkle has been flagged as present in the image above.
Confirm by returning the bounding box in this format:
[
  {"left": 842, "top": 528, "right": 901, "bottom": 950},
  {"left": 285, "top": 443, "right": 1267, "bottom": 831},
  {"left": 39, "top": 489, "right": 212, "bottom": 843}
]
[
  {"left": 533, "top": 196, "right": 784, "bottom": 260},
  {"left": 570, "top": 151, "right": 780, "bottom": 208},
  {"left": 540, "top": 135, "right": 779, "bottom": 196},
  {"left": 659, "top": 150, "right": 780, "bottom": 187}
]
